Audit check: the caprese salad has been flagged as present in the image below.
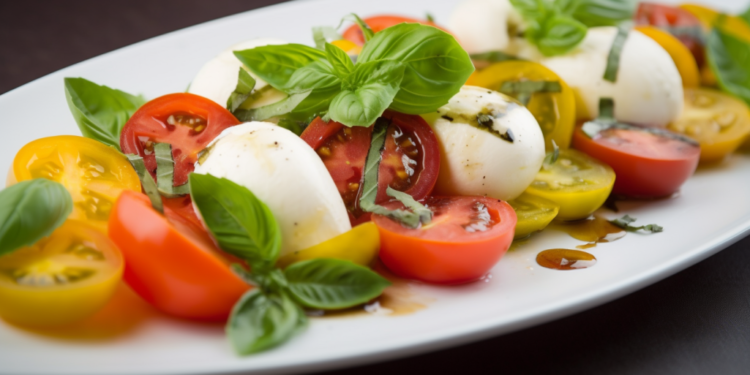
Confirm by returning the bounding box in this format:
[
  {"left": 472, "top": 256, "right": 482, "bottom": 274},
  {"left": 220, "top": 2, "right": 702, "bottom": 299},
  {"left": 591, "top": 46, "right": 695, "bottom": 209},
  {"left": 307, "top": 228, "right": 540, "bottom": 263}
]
[{"left": 1, "top": 0, "right": 749, "bottom": 355}]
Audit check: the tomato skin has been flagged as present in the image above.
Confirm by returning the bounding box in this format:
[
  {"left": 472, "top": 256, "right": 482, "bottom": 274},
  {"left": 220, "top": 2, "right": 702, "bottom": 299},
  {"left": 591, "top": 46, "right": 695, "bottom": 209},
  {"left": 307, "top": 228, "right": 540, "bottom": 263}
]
[
  {"left": 108, "top": 190, "right": 249, "bottom": 321},
  {"left": 373, "top": 196, "right": 516, "bottom": 285},
  {"left": 635, "top": 3, "right": 705, "bottom": 67},
  {"left": 120, "top": 93, "right": 240, "bottom": 186},
  {"left": 342, "top": 15, "right": 453, "bottom": 45},
  {"left": 572, "top": 125, "right": 700, "bottom": 198}
]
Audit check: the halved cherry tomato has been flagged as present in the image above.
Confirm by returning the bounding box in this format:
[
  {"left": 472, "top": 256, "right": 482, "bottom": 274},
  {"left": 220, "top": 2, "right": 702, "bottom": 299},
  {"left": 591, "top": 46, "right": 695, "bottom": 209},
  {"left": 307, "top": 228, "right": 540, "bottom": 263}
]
[
  {"left": 373, "top": 196, "right": 516, "bottom": 284},
  {"left": 636, "top": 3, "right": 706, "bottom": 67},
  {"left": 108, "top": 190, "right": 249, "bottom": 321},
  {"left": 0, "top": 220, "right": 123, "bottom": 328},
  {"left": 572, "top": 124, "right": 700, "bottom": 198},
  {"left": 509, "top": 193, "right": 559, "bottom": 239},
  {"left": 635, "top": 26, "right": 700, "bottom": 87},
  {"left": 467, "top": 61, "right": 576, "bottom": 150},
  {"left": 276, "top": 222, "right": 380, "bottom": 269},
  {"left": 120, "top": 93, "right": 240, "bottom": 186},
  {"left": 12, "top": 135, "right": 141, "bottom": 232},
  {"left": 301, "top": 111, "right": 440, "bottom": 225},
  {"left": 668, "top": 88, "right": 750, "bottom": 163},
  {"left": 525, "top": 149, "right": 615, "bottom": 221},
  {"left": 679, "top": 4, "right": 750, "bottom": 43},
  {"left": 342, "top": 15, "right": 454, "bottom": 46}
]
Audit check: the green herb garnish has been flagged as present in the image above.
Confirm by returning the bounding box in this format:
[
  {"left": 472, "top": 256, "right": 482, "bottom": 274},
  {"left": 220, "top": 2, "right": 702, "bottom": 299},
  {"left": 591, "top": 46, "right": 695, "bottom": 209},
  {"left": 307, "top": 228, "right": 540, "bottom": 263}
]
[
  {"left": 153, "top": 143, "right": 190, "bottom": 197},
  {"left": 603, "top": 21, "right": 632, "bottom": 83},
  {"left": 469, "top": 51, "right": 523, "bottom": 64},
  {"left": 706, "top": 27, "right": 750, "bottom": 106},
  {"left": 499, "top": 80, "right": 562, "bottom": 105},
  {"left": 126, "top": 154, "right": 163, "bottom": 214},
  {"left": 609, "top": 214, "right": 663, "bottom": 233},
  {"left": 542, "top": 140, "right": 560, "bottom": 169},
  {"left": 227, "top": 68, "right": 257, "bottom": 113}
]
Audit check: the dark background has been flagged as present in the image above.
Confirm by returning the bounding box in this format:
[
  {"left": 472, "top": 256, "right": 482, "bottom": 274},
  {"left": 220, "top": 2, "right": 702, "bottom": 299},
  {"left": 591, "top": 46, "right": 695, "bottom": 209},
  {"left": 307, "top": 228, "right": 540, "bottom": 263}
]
[{"left": 2, "top": 1, "right": 750, "bottom": 374}]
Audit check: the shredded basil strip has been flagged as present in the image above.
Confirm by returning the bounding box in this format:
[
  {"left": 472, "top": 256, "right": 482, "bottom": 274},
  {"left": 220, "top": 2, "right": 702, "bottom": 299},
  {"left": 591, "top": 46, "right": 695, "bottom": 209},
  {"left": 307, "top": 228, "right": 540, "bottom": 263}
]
[
  {"left": 386, "top": 187, "right": 432, "bottom": 225},
  {"left": 154, "top": 143, "right": 190, "bottom": 197},
  {"left": 313, "top": 26, "right": 343, "bottom": 50},
  {"left": 603, "top": 21, "right": 632, "bottom": 82},
  {"left": 234, "top": 90, "right": 313, "bottom": 122},
  {"left": 470, "top": 51, "right": 523, "bottom": 63},
  {"left": 346, "top": 13, "right": 374, "bottom": 42},
  {"left": 227, "top": 68, "right": 257, "bottom": 113},
  {"left": 126, "top": 154, "right": 164, "bottom": 214},
  {"left": 542, "top": 140, "right": 560, "bottom": 169},
  {"left": 609, "top": 214, "right": 663, "bottom": 233},
  {"left": 500, "top": 80, "right": 562, "bottom": 106}
]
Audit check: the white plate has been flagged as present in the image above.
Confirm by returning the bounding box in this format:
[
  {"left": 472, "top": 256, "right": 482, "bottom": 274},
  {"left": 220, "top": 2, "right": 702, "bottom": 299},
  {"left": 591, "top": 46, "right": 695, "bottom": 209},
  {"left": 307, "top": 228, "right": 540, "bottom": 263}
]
[{"left": 1, "top": 0, "right": 749, "bottom": 374}]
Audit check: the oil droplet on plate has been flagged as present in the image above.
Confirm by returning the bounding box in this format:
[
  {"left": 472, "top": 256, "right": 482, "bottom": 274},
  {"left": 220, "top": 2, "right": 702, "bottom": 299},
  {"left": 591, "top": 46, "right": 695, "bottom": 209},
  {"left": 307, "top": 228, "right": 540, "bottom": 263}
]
[{"left": 537, "top": 249, "right": 597, "bottom": 270}]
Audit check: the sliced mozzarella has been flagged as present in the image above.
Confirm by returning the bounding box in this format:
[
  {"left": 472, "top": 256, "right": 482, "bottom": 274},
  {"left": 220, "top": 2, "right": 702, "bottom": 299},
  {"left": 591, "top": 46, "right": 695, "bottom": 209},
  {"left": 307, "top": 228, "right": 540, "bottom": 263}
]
[
  {"left": 422, "top": 86, "right": 546, "bottom": 201},
  {"left": 188, "top": 38, "right": 287, "bottom": 109},
  {"left": 193, "top": 122, "right": 351, "bottom": 256},
  {"left": 541, "top": 27, "right": 684, "bottom": 127}
]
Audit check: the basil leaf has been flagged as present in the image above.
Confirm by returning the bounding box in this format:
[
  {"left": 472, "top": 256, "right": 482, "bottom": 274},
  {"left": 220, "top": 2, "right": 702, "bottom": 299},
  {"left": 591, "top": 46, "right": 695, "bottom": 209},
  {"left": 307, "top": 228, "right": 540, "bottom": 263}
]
[
  {"left": 284, "top": 60, "right": 340, "bottom": 93},
  {"left": 328, "top": 61, "right": 405, "bottom": 127},
  {"left": 313, "top": 26, "right": 343, "bottom": 50},
  {"left": 227, "top": 289, "right": 307, "bottom": 355},
  {"left": 234, "top": 90, "right": 313, "bottom": 122},
  {"left": 470, "top": 51, "right": 523, "bottom": 63},
  {"left": 234, "top": 44, "right": 327, "bottom": 91},
  {"left": 325, "top": 42, "right": 355, "bottom": 77},
  {"left": 603, "top": 21, "right": 632, "bottom": 83},
  {"left": 189, "top": 173, "right": 282, "bottom": 271},
  {"left": 742, "top": 7, "right": 750, "bottom": 26},
  {"left": 534, "top": 14, "right": 588, "bottom": 56},
  {"left": 499, "top": 80, "right": 562, "bottom": 105},
  {"left": 558, "top": 0, "right": 637, "bottom": 27},
  {"left": 64, "top": 77, "right": 145, "bottom": 150},
  {"left": 0, "top": 179, "right": 72, "bottom": 257},
  {"left": 609, "top": 214, "right": 663, "bottom": 233},
  {"left": 227, "top": 68, "right": 257, "bottom": 113},
  {"left": 385, "top": 187, "right": 432, "bottom": 224},
  {"left": 284, "top": 259, "right": 390, "bottom": 310},
  {"left": 542, "top": 140, "right": 560, "bottom": 169},
  {"left": 345, "top": 13, "right": 374, "bottom": 42},
  {"left": 707, "top": 28, "right": 750, "bottom": 106},
  {"left": 357, "top": 23, "right": 474, "bottom": 114},
  {"left": 126, "top": 154, "right": 164, "bottom": 214},
  {"left": 154, "top": 143, "right": 189, "bottom": 197}
]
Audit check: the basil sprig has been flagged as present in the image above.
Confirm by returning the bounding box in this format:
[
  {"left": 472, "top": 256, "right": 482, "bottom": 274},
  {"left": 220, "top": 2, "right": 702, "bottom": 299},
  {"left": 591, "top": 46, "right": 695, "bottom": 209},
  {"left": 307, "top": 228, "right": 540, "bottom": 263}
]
[
  {"left": 609, "top": 215, "right": 663, "bottom": 233},
  {"left": 706, "top": 27, "right": 750, "bottom": 106},
  {"left": 234, "top": 21, "right": 473, "bottom": 127},
  {"left": 0, "top": 179, "right": 72, "bottom": 257},
  {"left": 509, "top": 0, "right": 635, "bottom": 56},
  {"left": 64, "top": 77, "right": 145, "bottom": 150},
  {"left": 189, "top": 174, "right": 389, "bottom": 354}
]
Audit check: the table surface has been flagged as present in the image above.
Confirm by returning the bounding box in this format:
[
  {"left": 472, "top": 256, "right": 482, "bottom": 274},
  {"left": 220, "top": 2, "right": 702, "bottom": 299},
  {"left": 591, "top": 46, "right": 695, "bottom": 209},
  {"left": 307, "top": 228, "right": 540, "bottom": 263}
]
[{"left": 2, "top": 1, "right": 750, "bottom": 374}]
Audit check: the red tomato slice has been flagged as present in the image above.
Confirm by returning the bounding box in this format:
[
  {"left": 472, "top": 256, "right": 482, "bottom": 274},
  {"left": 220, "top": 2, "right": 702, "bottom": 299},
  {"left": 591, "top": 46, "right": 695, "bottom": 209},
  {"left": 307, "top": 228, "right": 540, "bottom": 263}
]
[
  {"left": 572, "top": 125, "right": 700, "bottom": 198},
  {"left": 635, "top": 3, "right": 705, "bottom": 67},
  {"left": 342, "top": 15, "right": 454, "bottom": 45},
  {"left": 108, "top": 190, "right": 249, "bottom": 321},
  {"left": 300, "top": 112, "right": 440, "bottom": 225},
  {"left": 373, "top": 196, "right": 516, "bottom": 284},
  {"left": 120, "top": 93, "right": 240, "bottom": 186}
]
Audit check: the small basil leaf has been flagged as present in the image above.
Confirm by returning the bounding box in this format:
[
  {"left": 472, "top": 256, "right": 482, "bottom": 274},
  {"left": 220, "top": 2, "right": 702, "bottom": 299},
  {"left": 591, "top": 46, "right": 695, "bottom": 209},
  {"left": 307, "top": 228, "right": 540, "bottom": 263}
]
[
  {"left": 325, "top": 42, "right": 355, "bottom": 77},
  {"left": 284, "top": 259, "right": 390, "bottom": 310},
  {"left": 328, "top": 61, "right": 405, "bottom": 127},
  {"left": 234, "top": 90, "right": 313, "bottom": 122},
  {"left": 535, "top": 14, "right": 588, "bottom": 56},
  {"left": 64, "top": 77, "right": 145, "bottom": 150},
  {"left": 189, "top": 173, "right": 282, "bottom": 270},
  {"left": 558, "top": 0, "right": 637, "bottom": 27},
  {"left": 707, "top": 28, "right": 750, "bottom": 106},
  {"left": 227, "top": 289, "right": 307, "bottom": 355},
  {"left": 609, "top": 215, "right": 663, "bottom": 233},
  {"left": 357, "top": 23, "right": 474, "bottom": 114},
  {"left": 234, "top": 44, "right": 327, "bottom": 91},
  {"left": 542, "top": 140, "right": 560, "bottom": 169},
  {"left": 227, "top": 68, "right": 257, "bottom": 113},
  {"left": 0, "top": 179, "right": 73, "bottom": 257},
  {"left": 126, "top": 154, "right": 164, "bottom": 214},
  {"left": 345, "top": 13, "right": 374, "bottom": 42},
  {"left": 313, "top": 26, "right": 343, "bottom": 50}
]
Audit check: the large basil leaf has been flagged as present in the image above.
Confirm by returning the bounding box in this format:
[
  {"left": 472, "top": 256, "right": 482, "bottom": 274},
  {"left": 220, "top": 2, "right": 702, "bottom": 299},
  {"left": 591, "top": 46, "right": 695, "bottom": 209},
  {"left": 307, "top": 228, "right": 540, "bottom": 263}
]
[
  {"left": 0, "top": 179, "right": 72, "bottom": 256},
  {"left": 284, "top": 259, "right": 390, "bottom": 310},
  {"left": 534, "top": 14, "right": 587, "bottom": 56},
  {"left": 557, "top": 0, "right": 637, "bottom": 27},
  {"left": 234, "top": 44, "right": 326, "bottom": 91},
  {"left": 357, "top": 23, "right": 474, "bottom": 114},
  {"left": 324, "top": 42, "right": 354, "bottom": 77},
  {"left": 227, "top": 289, "right": 307, "bottom": 355},
  {"left": 189, "top": 174, "right": 282, "bottom": 271},
  {"left": 707, "top": 28, "right": 750, "bottom": 105},
  {"left": 284, "top": 60, "right": 340, "bottom": 93},
  {"left": 328, "top": 61, "right": 405, "bottom": 127},
  {"left": 64, "top": 77, "right": 145, "bottom": 150}
]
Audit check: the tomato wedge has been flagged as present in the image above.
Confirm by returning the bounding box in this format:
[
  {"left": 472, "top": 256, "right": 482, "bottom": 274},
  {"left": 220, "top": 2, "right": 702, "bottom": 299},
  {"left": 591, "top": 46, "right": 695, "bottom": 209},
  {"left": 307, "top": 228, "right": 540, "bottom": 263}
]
[
  {"left": 572, "top": 124, "right": 700, "bottom": 198},
  {"left": 0, "top": 220, "right": 123, "bottom": 328},
  {"left": 108, "top": 190, "right": 249, "bottom": 321},
  {"left": 120, "top": 93, "right": 240, "bottom": 186},
  {"left": 342, "top": 15, "right": 453, "bottom": 46},
  {"left": 301, "top": 112, "right": 440, "bottom": 225},
  {"left": 373, "top": 196, "right": 516, "bottom": 284}
]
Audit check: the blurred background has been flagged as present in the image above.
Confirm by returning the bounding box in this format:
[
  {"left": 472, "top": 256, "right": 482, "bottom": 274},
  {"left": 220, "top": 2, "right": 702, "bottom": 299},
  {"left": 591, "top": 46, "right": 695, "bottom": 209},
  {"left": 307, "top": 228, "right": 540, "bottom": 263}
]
[{"left": 1, "top": 1, "right": 750, "bottom": 374}]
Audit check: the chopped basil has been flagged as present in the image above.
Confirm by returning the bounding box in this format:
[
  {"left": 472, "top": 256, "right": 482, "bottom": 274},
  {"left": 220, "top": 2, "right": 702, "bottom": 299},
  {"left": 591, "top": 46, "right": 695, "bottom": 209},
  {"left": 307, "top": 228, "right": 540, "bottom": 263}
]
[
  {"left": 499, "top": 80, "right": 562, "bottom": 105},
  {"left": 542, "top": 140, "right": 560, "bottom": 169},
  {"left": 603, "top": 21, "right": 632, "bottom": 83},
  {"left": 153, "top": 143, "right": 189, "bottom": 197},
  {"left": 470, "top": 51, "right": 522, "bottom": 64},
  {"left": 609, "top": 215, "right": 663, "bottom": 233},
  {"left": 227, "top": 68, "right": 257, "bottom": 113},
  {"left": 234, "top": 90, "right": 313, "bottom": 122},
  {"left": 125, "top": 154, "right": 163, "bottom": 214},
  {"left": 345, "top": 13, "right": 374, "bottom": 42},
  {"left": 386, "top": 187, "right": 432, "bottom": 225}
]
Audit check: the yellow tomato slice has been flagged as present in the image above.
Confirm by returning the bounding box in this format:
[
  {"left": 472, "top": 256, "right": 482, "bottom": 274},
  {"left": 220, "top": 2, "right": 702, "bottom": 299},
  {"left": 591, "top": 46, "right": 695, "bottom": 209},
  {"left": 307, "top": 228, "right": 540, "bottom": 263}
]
[
  {"left": 277, "top": 222, "right": 380, "bottom": 268},
  {"left": 525, "top": 149, "right": 615, "bottom": 221},
  {"left": 0, "top": 220, "right": 123, "bottom": 328},
  {"left": 635, "top": 26, "right": 700, "bottom": 87},
  {"left": 12, "top": 136, "right": 141, "bottom": 232},
  {"left": 668, "top": 88, "right": 750, "bottom": 163},
  {"left": 509, "top": 193, "right": 559, "bottom": 239},
  {"left": 679, "top": 4, "right": 750, "bottom": 42},
  {"left": 467, "top": 60, "right": 576, "bottom": 150}
]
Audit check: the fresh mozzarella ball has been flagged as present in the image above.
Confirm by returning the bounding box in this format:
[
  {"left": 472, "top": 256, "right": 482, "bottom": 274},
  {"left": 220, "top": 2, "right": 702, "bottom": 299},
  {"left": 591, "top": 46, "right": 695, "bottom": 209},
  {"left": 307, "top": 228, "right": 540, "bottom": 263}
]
[
  {"left": 541, "top": 27, "right": 684, "bottom": 127},
  {"left": 188, "top": 38, "right": 287, "bottom": 108},
  {"left": 193, "top": 122, "right": 351, "bottom": 256},
  {"left": 449, "top": 0, "right": 539, "bottom": 59},
  {"left": 422, "top": 86, "right": 546, "bottom": 201}
]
